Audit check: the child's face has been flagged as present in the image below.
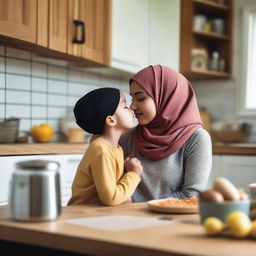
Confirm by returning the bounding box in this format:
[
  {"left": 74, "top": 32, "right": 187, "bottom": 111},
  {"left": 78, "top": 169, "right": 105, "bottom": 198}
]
[
  {"left": 129, "top": 81, "right": 156, "bottom": 126},
  {"left": 114, "top": 92, "right": 135, "bottom": 130}
]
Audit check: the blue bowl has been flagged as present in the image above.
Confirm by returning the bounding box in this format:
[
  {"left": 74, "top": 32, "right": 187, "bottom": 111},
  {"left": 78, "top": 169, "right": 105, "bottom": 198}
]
[{"left": 199, "top": 199, "right": 250, "bottom": 223}]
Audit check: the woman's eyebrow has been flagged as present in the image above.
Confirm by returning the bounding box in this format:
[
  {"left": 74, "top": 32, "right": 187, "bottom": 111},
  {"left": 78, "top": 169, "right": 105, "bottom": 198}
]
[{"left": 130, "top": 91, "right": 145, "bottom": 96}]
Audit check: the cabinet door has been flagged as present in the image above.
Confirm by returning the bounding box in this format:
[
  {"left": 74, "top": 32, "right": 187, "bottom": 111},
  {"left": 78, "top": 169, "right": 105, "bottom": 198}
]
[
  {"left": 37, "top": 0, "right": 49, "bottom": 47},
  {"left": 49, "top": 0, "right": 68, "bottom": 53},
  {"left": 68, "top": 0, "right": 111, "bottom": 65},
  {"left": 0, "top": 0, "right": 37, "bottom": 43},
  {"left": 111, "top": 0, "right": 150, "bottom": 73},
  {"left": 60, "top": 156, "right": 82, "bottom": 206},
  {"left": 0, "top": 157, "right": 15, "bottom": 205},
  {"left": 220, "top": 155, "right": 256, "bottom": 192},
  {"left": 150, "top": 0, "right": 180, "bottom": 71}
]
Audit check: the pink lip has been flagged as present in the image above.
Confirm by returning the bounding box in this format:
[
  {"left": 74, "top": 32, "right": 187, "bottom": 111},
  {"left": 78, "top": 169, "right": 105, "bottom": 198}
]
[{"left": 135, "top": 113, "right": 143, "bottom": 118}]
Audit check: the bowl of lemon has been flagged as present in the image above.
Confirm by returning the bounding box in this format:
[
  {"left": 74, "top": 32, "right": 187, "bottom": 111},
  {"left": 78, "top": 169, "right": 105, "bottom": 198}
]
[
  {"left": 199, "top": 177, "right": 254, "bottom": 238},
  {"left": 199, "top": 177, "right": 250, "bottom": 223}
]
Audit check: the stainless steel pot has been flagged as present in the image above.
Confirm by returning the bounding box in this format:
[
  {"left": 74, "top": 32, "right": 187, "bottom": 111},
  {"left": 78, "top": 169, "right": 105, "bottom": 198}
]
[{"left": 10, "top": 160, "right": 61, "bottom": 222}]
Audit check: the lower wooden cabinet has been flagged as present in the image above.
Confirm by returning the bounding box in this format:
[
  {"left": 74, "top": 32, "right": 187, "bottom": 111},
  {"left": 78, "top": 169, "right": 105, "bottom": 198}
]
[{"left": 209, "top": 155, "right": 256, "bottom": 192}]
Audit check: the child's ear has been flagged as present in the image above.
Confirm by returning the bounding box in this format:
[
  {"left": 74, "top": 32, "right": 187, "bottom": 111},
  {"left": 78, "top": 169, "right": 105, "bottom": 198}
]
[{"left": 105, "top": 115, "right": 117, "bottom": 127}]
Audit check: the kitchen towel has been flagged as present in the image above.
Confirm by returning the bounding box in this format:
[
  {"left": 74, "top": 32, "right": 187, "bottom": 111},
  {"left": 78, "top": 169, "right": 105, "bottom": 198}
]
[{"left": 65, "top": 215, "right": 173, "bottom": 231}]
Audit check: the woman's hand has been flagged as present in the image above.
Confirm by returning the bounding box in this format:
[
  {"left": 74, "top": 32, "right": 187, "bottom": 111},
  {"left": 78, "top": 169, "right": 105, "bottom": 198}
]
[{"left": 124, "top": 157, "right": 143, "bottom": 176}]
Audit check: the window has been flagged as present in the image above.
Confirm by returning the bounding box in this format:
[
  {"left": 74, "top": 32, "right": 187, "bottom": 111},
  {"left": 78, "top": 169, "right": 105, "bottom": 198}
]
[{"left": 240, "top": 6, "right": 256, "bottom": 114}]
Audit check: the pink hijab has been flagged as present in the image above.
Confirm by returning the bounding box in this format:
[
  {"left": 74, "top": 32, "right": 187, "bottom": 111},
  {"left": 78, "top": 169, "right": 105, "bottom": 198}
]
[{"left": 130, "top": 65, "right": 202, "bottom": 160}]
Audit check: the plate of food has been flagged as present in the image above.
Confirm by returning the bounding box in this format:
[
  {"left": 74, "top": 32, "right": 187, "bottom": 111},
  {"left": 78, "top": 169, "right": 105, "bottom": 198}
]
[{"left": 147, "top": 197, "right": 199, "bottom": 214}]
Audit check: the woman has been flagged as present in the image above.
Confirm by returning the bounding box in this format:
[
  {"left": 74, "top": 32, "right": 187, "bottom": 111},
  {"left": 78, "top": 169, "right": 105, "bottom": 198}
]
[{"left": 119, "top": 65, "right": 212, "bottom": 202}]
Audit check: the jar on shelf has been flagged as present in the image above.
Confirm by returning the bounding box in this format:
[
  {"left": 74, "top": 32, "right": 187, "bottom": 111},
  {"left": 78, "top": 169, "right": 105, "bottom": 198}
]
[
  {"left": 218, "top": 58, "right": 226, "bottom": 72},
  {"left": 193, "top": 15, "right": 207, "bottom": 31},
  {"left": 208, "top": 51, "right": 219, "bottom": 71},
  {"left": 203, "top": 21, "right": 212, "bottom": 33},
  {"left": 212, "top": 18, "right": 225, "bottom": 34}
]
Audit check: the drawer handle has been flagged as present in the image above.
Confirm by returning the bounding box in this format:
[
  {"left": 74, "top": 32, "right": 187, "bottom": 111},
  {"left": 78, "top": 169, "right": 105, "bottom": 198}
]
[{"left": 73, "top": 20, "right": 86, "bottom": 44}]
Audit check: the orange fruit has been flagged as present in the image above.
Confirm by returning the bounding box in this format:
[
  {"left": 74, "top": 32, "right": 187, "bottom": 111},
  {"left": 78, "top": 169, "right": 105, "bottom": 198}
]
[{"left": 31, "top": 124, "right": 54, "bottom": 143}]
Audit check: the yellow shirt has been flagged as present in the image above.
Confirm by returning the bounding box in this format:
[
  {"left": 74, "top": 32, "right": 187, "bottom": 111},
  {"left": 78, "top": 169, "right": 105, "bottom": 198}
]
[{"left": 68, "top": 138, "right": 141, "bottom": 206}]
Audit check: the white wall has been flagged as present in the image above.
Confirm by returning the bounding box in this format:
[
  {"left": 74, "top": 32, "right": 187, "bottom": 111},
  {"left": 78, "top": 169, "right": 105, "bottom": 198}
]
[{"left": 192, "top": 0, "right": 256, "bottom": 142}]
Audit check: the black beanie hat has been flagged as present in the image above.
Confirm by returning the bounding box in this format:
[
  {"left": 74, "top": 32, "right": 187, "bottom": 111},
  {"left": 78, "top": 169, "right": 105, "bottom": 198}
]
[{"left": 74, "top": 88, "right": 120, "bottom": 134}]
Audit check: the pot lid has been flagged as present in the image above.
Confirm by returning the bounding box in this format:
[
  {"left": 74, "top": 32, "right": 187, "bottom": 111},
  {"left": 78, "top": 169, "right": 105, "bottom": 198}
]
[{"left": 15, "top": 160, "right": 59, "bottom": 171}]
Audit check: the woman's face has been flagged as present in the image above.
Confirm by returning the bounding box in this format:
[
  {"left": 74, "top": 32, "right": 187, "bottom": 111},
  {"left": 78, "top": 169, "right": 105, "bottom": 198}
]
[
  {"left": 130, "top": 81, "right": 156, "bottom": 125},
  {"left": 114, "top": 92, "right": 134, "bottom": 130}
]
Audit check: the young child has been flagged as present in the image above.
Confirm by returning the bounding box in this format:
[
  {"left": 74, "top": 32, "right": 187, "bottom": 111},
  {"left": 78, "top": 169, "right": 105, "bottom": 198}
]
[{"left": 68, "top": 87, "right": 143, "bottom": 206}]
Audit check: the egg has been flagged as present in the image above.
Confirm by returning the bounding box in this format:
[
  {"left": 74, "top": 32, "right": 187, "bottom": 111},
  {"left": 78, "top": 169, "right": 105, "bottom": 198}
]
[
  {"left": 200, "top": 190, "right": 224, "bottom": 202},
  {"left": 238, "top": 188, "right": 249, "bottom": 200},
  {"left": 250, "top": 209, "right": 256, "bottom": 221},
  {"left": 213, "top": 177, "right": 240, "bottom": 201}
]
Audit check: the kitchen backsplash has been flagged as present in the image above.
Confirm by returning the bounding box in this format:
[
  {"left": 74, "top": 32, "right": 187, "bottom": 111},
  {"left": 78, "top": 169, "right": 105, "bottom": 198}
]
[
  {"left": 1, "top": 40, "right": 256, "bottom": 143},
  {"left": 0, "top": 46, "right": 130, "bottom": 142}
]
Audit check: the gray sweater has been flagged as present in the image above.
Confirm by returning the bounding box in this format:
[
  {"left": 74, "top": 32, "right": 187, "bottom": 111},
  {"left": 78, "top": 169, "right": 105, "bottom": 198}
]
[{"left": 119, "top": 128, "right": 212, "bottom": 202}]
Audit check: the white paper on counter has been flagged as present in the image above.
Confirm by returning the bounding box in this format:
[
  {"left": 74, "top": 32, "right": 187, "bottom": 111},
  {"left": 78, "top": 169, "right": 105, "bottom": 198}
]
[{"left": 65, "top": 215, "right": 173, "bottom": 231}]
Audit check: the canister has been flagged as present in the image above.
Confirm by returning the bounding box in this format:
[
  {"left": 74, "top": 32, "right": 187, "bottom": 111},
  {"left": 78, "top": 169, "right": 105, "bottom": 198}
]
[{"left": 10, "top": 160, "right": 61, "bottom": 221}]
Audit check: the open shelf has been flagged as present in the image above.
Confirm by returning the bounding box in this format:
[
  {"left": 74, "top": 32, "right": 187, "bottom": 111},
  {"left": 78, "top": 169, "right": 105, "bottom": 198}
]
[
  {"left": 180, "top": 0, "right": 233, "bottom": 80},
  {"left": 186, "top": 69, "right": 231, "bottom": 80},
  {"left": 193, "top": 0, "right": 230, "bottom": 11},
  {"left": 193, "top": 30, "right": 230, "bottom": 41}
]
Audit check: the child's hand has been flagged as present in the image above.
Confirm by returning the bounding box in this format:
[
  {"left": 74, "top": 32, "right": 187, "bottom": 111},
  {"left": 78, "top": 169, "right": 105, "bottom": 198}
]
[
  {"left": 122, "top": 197, "right": 133, "bottom": 204},
  {"left": 124, "top": 157, "right": 143, "bottom": 176}
]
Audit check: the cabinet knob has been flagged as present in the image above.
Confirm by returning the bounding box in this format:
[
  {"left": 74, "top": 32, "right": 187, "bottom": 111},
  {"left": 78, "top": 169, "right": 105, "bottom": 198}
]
[{"left": 73, "top": 20, "right": 86, "bottom": 44}]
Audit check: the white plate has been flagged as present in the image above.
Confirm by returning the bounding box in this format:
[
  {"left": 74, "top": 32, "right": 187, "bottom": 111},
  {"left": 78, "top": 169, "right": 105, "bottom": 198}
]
[{"left": 147, "top": 198, "right": 199, "bottom": 214}]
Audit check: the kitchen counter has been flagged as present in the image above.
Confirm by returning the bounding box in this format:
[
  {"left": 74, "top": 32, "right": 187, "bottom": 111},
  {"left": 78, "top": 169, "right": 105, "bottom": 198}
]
[
  {"left": 0, "top": 143, "right": 88, "bottom": 156},
  {"left": 213, "top": 143, "right": 256, "bottom": 155},
  {"left": 0, "top": 203, "right": 255, "bottom": 256},
  {"left": 1, "top": 143, "right": 256, "bottom": 156}
]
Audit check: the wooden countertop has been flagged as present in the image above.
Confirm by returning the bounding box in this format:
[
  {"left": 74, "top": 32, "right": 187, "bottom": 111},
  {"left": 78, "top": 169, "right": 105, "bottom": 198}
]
[
  {"left": 0, "top": 203, "right": 255, "bottom": 256},
  {"left": 0, "top": 143, "right": 256, "bottom": 156},
  {"left": 0, "top": 143, "right": 88, "bottom": 156},
  {"left": 213, "top": 144, "right": 256, "bottom": 155}
]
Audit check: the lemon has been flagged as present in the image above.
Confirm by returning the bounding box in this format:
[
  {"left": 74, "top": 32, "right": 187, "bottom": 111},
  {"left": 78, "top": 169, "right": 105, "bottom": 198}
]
[
  {"left": 226, "top": 211, "right": 251, "bottom": 238},
  {"left": 203, "top": 217, "right": 224, "bottom": 235},
  {"left": 250, "top": 221, "right": 256, "bottom": 238}
]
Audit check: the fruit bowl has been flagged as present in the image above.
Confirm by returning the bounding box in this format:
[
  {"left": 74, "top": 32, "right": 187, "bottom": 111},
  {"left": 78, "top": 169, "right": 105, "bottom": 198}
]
[{"left": 199, "top": 199, "right": 250, "bottom": 223}]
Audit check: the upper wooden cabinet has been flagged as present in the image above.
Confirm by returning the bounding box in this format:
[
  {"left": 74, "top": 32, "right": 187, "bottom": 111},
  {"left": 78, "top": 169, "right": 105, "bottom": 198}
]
[
  {"left": 0, "top": 0, "right": 180, "bottom": 72},
  {"left": 0, "top": 0, "right": 37, "bottom": 43},
  {"left": 67, "top": 0, "right": 111, "bottom": 65},
  {"left": 0, "top": 0, "right": 110, "bottom": 66}
]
